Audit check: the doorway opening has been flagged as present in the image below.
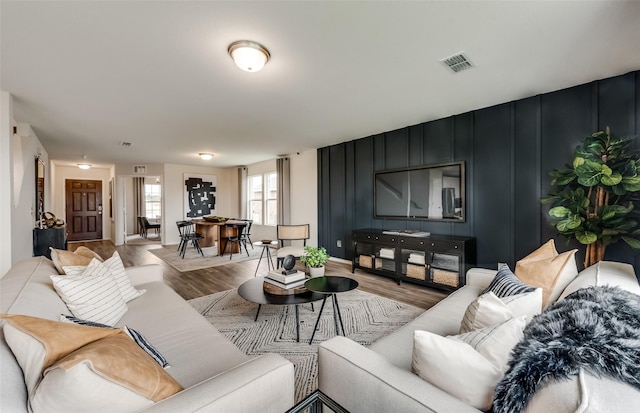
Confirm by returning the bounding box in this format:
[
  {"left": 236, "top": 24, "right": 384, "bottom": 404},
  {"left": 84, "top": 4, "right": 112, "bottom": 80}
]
[{"left": 124, "top": 176, "right": 162, "bottom": 245}]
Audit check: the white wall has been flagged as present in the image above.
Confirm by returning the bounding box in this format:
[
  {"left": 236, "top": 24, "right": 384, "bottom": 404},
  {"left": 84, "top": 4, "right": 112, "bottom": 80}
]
[
  {"left": 290, "top": 150, "right": 318, "bottom": 246},
  {"left": 162, "top": 163, "right": 237, "bottom": 245},
  {"left": 52, "top": 164, "right": 112, "bottom": 241},
  {"left": 0, "top": 92, "right": 13, "bottom": 276},
  {"left": 0, "top": 91, "right": 51, "bottom": 277}
]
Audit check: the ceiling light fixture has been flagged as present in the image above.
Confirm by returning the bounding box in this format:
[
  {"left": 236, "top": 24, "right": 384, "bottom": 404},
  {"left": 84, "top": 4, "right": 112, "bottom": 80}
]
[
  {"left": 228, "top": 40, "right": 270, "bottom": 72},
  {"left": 199, "top": 153, "right": 214, "bottom": 160},
  {"left": 78, "top": 163, "right": 91, "bottom": 170}
]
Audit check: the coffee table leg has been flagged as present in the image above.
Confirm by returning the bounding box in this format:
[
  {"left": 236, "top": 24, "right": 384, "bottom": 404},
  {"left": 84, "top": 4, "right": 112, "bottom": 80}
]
[
  {"left": 254, "top": 304, "right": 261, "bottom": 322},
  {"left": 309, "top": 296, "right": 329, "bottom": 345},
  {"left": 295, "top": 305, "right": 300, "bottom": 343},
  {"left": 254, "top": 247, "right": 267, "bottom": 277},
  {"left": 331, "top": 295, "right": 340, "bottom": 336},
  {"left": 333, "top": 294, "right": 346, "bottom": 336},
  {"left": 266, "top": 248, "right": 275, "bottom": 270}
]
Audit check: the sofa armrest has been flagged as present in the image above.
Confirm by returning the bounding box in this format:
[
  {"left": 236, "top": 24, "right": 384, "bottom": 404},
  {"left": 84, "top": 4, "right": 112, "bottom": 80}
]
[
  {"left": 466, "top": 267, "right": 496, "bottom": 289},
  {"left": 143, "top": 354, "right": 294, "bottom": 413},
  {"left": 318, "top": 337, "right": 478, "bottom": 413},
  {"left": 125, "top": 264, "right": 164, "bottom": 286}
]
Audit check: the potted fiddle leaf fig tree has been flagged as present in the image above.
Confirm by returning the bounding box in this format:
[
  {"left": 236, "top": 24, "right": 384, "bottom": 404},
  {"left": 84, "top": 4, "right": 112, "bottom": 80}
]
[
  {"left": 542, "top": 127, "right": 640, "bottom": 268},
  {"left": 301, "top": 246, "right": 330, "bottom": 277}
]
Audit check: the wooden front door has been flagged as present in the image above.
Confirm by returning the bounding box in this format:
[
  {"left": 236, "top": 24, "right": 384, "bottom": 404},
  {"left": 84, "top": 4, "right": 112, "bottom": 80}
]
[{"left": 66, "top": 179, "right": 103, "bottom": 241}]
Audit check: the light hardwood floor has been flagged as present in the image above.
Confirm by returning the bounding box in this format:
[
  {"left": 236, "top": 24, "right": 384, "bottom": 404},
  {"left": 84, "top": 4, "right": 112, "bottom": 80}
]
[{"left": 68, "top": 240, "right": 447, "bottom": 310}]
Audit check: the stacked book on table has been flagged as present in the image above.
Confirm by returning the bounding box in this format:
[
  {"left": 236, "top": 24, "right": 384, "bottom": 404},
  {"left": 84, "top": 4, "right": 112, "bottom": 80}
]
[
  {"left": 408, "top": 252, "right": 425, "bottom": 265},
  {"left": 264, "top": 270, "right": 307, "bottom": 290}
]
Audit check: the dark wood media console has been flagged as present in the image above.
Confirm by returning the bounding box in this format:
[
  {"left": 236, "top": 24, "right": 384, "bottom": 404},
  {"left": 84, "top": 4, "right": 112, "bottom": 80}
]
[{"left": 351, "top": 229, "right": 476, "bottom": 292}]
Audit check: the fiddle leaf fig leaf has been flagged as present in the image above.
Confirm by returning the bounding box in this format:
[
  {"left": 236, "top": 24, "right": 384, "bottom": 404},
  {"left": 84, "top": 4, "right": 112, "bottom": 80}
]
[
  {"left": 601, "top": 173, "right": 622, "bottom": 186},
  {"left": 600, "top": 164, "right": 612, "bottom": 177},
  {"left": 549, "top": 206, "right": 570, "bottom": 218},
  {"left": 573, "top": 156, "right": 585, "bottom": 169},
  {"left": 577, "top": 172, "right": 601, "bottom": 187},
  {"left": 622, "top": 236, "right": 640, "bottom": 250},
  {"left": 576, "top": 231, "right": 598, "bottom": 245}
]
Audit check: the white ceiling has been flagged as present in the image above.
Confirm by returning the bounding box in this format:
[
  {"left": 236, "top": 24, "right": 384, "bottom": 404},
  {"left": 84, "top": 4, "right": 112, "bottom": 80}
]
[{"left": 2, "top": 1, "right": 640, "bottom": 168}]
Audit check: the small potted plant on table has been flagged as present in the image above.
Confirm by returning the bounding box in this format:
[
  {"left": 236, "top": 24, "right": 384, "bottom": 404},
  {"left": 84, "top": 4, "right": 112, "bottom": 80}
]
[{"left": 301, "top": 246, "right": 329, "bottom": 277}]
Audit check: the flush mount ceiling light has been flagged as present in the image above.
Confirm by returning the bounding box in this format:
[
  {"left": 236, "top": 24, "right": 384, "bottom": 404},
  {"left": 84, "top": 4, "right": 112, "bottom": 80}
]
[
  {"left": 228, "top": 40, "right": 270, "bottom": 72},
  {"left": 199, "top": 153, "right": 214, "bottom": 160},
  {"left": 78, "top": 155, "right": 91, "bottom": 169}
]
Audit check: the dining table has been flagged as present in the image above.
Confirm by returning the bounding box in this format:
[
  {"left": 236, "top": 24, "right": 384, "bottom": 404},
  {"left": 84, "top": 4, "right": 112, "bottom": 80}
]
[{"left": 192, "top": 219, "right": 243, "bottom": 254}]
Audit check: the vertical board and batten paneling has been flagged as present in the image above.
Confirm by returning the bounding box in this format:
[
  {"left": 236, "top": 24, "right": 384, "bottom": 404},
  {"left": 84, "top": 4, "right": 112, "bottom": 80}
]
[{"left": 318, "top": 70, "right": 640, "bottom": 271}]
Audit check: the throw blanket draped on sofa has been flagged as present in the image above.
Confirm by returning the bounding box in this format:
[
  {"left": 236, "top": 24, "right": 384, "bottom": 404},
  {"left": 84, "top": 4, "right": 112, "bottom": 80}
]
[{"left": 493, "top": 285, "right": 640, "bottom": 413}]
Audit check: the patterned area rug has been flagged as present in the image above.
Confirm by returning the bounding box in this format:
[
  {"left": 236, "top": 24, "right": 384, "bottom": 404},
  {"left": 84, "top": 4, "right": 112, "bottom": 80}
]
[
  {"left": 148, "top": 244, "right": 262, "bottom": 272},
  {"left": 189, "top": 288, "right": 423, "bottom": 402}
]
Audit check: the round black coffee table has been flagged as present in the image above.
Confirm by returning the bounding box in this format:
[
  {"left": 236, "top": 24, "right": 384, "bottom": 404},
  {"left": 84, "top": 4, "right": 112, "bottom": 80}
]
[
  {"left": 238, "top": 276, "right": 326, "bottom": 342},
  {"left": 305, "top": 276, "right": 359, "bottom": 344}
]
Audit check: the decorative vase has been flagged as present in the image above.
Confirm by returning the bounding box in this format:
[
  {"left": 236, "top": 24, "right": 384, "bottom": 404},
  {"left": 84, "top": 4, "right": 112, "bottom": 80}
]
[{"left": 309, "top": 266, "right": 325, "bottom": 278}]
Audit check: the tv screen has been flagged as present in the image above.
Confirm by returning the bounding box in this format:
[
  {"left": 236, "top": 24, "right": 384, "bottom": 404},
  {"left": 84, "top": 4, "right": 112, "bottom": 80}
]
[{"left": 374, "top": 161, "right": 465, "bottom": 221}]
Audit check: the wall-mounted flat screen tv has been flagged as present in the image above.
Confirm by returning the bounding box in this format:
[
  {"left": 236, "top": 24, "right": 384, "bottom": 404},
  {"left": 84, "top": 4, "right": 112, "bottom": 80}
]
[{"left": 374, "top": 161, "right": 465, "bottom": 222}]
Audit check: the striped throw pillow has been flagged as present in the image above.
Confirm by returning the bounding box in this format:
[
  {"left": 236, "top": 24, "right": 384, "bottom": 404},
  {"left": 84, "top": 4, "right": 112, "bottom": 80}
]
[
  {"left": 59, "top": 314, "right": 115, "bottom": 329},
  {"left": 51, "top": 259, "right": 128, "bottom": 326},
  {"left": 102, "top": 252, "right": 146, "bottom": 302},
  {"left": 482, "top": 265, "right": 536, "bottom": 297},
  {"left": 123, "top": 326, "right": 170, "bottom": 369}
]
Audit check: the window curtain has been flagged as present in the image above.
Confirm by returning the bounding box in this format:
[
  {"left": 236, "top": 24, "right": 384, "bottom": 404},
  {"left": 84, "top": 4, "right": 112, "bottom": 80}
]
[
  {"left": 133, "top": 177, "right": 146, "bottom": 234},
  {"left": 277, "top": 157, "right": 290, "bottom": 225},
  {"left": 238, "top": 166, "right": 247, "bottom": 219}
]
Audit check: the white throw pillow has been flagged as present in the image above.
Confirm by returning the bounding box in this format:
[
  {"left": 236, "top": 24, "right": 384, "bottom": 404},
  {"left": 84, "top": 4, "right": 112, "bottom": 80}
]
[
  {"left": 460, "top": 289, "right": 542, "bottom": 333},
  {"left": 51, "top": 259, "right": 128, "bottom": 325},
  {"left": 460, "top": 292, "right": 513, "bottom": 333},
  {"left": 63, "top": 251, "right": 145, "bottom": 303},
  {"left": 413, "top": 317, "right": 527, "bottom": 411}
]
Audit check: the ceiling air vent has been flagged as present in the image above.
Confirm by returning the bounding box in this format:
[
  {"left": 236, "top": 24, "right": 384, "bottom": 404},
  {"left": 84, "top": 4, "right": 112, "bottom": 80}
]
[
  {"left": 119, "top": 141, "right": 133, "bottom": 147},
  {"left": 133, "top": 165, "right": 147, "bottom": 174},
  {"left": 439, "top": 52, "right": 474, "bottom": 74}
]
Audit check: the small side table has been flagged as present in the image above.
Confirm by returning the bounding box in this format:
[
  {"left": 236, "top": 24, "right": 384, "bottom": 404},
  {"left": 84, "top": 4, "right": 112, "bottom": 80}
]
[
  {"left": 286, "top": 390, "right": 349, "bottom": 413},
  {"left": 305, "top": 276, "right": 359, "bottom": 345},
  {"left": 253, "top": 240, "right": 278, "bottom": 276}
]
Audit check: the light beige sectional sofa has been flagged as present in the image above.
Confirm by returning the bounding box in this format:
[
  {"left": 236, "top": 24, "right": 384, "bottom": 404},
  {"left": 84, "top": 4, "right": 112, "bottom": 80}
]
[
  {"left": 318, "top": 260, "right": 640, "bottom": 412},
  {"left": 0, "top": 256, "right": 295, "bottom": 412}
]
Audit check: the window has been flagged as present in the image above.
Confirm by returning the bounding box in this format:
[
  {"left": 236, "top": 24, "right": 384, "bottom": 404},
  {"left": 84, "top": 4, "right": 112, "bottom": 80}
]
[
  {"left": 247, "top": 172, "right": 277, "bottom": 225},
  {"left": 145, "top": 184, "right": 161, "bottom": 220}
]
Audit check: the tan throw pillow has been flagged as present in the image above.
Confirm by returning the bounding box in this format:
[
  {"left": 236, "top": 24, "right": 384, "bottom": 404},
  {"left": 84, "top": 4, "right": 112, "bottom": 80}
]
[
  {"left": 1, "top": 315, "right": 182, "bottom": 412},
  {"left": 73, "top": 246, "right": 104, "bottom": 262},
  {"left": 515, "top": 239, "right": 578, "bottom": 308},
  {"left": 50, "top": 248, "right": 94, "bottom": 274}
]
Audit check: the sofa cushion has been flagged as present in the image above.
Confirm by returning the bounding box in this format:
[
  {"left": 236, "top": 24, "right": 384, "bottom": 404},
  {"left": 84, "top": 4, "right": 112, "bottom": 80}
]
[
  {"left": 460, "top": 289, "right": 541, "bottom": 333},
  {"left": 51, "top": 259, "right": 128, "bottom": 325},
  {"left": 558, "top": 260, "right": 640, "bottom": 301},
  {"left": 482, "top": 265, "right": 537, "bottom": 297},
  {"left": 412, "top": 317, "right": 526, "bottom": 411},
  {"left": 64, "top": 252, "right": 146, "bottom": 303},
  {"left": 514, "top": 239, "right": 578, "bottom": 308},
  {"left": 2, "top": 315, "right": 182, "bottom": 413}
]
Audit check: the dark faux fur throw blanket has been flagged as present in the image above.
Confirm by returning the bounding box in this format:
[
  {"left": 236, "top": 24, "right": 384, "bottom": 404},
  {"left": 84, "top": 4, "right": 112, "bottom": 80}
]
[{"left": 493, "top": 285, "right": 640, "bottom": 413}]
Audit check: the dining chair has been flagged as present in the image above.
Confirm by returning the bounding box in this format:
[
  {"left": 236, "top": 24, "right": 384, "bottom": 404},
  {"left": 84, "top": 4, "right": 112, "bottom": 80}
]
[
  {"left": 176, "top": 220, "right": 204, "bottom": 259},
  {"left": 276, "top": 224, "right": 310, "bottom": 268},
  {"left": 220, "top": 222, "right": 250, "bottom": 259},
  {"left": 140, "top": 216, "right": 160, "bottom": 238},
  {"left": 239, "top": 219, "right": 253, "bottom": 248}
]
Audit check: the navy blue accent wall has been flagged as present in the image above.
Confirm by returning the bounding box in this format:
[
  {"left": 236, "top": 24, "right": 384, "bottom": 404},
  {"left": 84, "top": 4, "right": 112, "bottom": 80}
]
[{"left": 318, "top": 71, "right": 640, "bottom": 271}]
